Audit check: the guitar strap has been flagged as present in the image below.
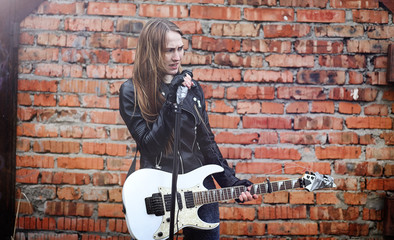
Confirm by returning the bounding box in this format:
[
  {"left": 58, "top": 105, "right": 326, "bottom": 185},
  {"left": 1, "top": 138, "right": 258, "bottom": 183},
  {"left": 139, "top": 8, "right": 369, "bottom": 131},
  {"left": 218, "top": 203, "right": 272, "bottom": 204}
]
[
  {"left": 123, "top": 146, "right": 139, "bottom": 214},
  {"left": 126, "top": 146, "right": 139, "bottom": 178}
]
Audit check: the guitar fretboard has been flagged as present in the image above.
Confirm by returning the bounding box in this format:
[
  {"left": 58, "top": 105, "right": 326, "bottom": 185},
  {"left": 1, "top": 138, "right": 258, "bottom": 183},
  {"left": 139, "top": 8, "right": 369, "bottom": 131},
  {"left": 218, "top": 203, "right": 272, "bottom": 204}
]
[{"left": 192, "top": 178, "right": 302, "bottom": 206}]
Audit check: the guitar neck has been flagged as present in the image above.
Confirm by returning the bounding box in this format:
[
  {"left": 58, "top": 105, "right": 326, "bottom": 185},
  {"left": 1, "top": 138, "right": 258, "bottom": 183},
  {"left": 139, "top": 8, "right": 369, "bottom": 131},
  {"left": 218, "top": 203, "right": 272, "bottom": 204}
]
[{"left": 192, "top": 178, "right": 302, "bottom": 206}]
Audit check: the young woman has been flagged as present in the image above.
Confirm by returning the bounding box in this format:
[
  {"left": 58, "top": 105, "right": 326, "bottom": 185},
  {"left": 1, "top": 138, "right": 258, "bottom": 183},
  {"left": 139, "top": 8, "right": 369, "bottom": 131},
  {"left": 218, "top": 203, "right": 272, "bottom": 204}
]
[{"left": 119, "top": 18, "right": 257, "bottom": 240}]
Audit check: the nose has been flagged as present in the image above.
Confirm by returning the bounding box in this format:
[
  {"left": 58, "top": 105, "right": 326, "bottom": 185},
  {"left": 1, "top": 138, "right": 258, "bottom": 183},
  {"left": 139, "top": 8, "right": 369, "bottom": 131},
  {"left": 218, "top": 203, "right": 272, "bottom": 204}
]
[{"left": 172, "top": 49, "right": 182, "bottom": 61}]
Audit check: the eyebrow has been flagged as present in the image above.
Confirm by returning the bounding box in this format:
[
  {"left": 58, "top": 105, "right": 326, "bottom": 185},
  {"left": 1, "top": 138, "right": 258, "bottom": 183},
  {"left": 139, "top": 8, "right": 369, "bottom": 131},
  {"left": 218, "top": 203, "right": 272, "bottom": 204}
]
[{"left": 166, "top": 45, "right": 184, "bottom": 50}]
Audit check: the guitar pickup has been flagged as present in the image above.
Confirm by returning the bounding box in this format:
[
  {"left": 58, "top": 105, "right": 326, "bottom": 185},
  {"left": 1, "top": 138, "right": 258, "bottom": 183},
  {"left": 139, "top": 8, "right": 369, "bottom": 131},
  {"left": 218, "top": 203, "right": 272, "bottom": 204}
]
[
  {"left": 145, "top": 193, "right": 165, "bottom": 216},
  {"left": 164, "top": 192, "right": 183, "bottom": 212}
]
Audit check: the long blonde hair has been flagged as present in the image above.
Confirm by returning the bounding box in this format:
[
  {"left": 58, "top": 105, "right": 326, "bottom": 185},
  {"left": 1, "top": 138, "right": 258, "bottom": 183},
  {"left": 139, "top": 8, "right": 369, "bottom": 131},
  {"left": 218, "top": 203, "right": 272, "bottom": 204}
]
[{"left": 133, "top": 19, "right": 183, "bottom": 123}]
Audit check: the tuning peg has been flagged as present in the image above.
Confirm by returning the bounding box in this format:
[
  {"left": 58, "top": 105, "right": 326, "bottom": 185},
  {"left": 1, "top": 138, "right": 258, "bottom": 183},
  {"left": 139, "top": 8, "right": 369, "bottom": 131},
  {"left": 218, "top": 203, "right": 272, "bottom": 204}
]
[{"left": 305, "top": 171, "right": 309, "bottom": 174}]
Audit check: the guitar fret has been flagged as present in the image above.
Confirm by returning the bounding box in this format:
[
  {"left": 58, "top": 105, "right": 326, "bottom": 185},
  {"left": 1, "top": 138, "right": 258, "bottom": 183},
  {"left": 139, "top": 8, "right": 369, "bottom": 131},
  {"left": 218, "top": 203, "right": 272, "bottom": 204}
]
[{"left": 192, "top": 177, "right": 303, "bottom": 206}]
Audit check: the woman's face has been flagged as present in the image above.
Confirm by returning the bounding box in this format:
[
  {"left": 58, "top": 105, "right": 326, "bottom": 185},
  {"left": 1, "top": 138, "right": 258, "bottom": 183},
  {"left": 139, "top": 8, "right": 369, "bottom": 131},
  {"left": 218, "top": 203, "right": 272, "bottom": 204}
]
[{"left": 163, "top": 30, "right": 184, "bottom": 77}]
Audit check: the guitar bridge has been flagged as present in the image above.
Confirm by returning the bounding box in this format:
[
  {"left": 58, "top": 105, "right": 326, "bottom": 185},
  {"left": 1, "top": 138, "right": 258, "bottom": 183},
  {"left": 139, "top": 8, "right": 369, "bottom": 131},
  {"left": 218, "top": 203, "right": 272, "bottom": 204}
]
[{"left": 145, "top": 193, "right": 165, "bottom": 216}]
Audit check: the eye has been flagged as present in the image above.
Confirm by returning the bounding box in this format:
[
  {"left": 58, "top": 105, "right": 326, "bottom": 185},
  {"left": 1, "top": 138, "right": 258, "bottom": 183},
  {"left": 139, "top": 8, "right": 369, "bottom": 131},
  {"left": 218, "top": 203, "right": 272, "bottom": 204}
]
[{"left": 178, "top": 47, "right": 184, "bottom": 51}]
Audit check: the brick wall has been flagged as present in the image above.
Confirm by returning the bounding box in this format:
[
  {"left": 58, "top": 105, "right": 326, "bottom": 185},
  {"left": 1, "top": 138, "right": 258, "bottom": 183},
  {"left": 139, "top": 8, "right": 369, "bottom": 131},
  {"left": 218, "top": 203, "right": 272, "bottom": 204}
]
[{"left": 15, "top": 0, "right": 393, "bottom": 239}]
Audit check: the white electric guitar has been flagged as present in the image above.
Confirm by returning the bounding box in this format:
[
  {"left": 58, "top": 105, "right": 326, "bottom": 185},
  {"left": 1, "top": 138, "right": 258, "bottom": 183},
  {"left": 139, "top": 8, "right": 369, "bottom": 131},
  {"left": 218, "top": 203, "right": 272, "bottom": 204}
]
[{"left": 122, "top": 164, "right": 336, "bottom": 240}]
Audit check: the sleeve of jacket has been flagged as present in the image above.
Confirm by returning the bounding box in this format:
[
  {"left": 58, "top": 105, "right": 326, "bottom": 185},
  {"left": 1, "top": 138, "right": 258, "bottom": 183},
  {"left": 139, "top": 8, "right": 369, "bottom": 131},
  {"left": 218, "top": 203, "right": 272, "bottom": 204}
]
[
  {"left": 194, "top": 82, "right": 239, "bottom": 188},
  {"left": 119, "top": 79, "right": 175, "bottom": 158}
]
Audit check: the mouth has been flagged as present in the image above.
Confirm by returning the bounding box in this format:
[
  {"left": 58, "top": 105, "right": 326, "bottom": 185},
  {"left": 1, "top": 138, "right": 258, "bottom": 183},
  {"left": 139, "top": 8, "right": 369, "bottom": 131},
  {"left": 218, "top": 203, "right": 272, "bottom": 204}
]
[{"left": 169, "top": 63, "right": 179, "bottom": 70}]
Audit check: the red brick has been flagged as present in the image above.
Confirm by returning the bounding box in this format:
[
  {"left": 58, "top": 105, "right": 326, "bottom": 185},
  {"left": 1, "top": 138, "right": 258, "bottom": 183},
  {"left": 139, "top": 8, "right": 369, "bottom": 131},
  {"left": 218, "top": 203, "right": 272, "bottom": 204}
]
[
  {"left": 346, "top": 116, "right": 392, "bottom": 129},
  {"left": 366, "top": 147, "right": 394, "bottom": 160},
  {"left": 364, "top": 104, "right": 388, "bottom": 116},
  {"left": 294, "top": 116, "right": 343, "bottom": 130},
  {"left": 363, "top": 208, "right": 383, "bottom": 221},
  {"left": 319, "top": 55, "right": 366, "bottom": 68},
  {"left": 220, "top": 147, "right": 252, "bottom": 159},
  {"left": 244, "top": 70, "right": 292, "bottom": 83},
  {"left": 329, "top": 88, "right": 378, "bottom": 101},
  {"left": 215, "top": 132, "right": 259, "bottom": 145},
  {"left": 277, "top": 86, "right": 325, "bottom": 100},
  {"left": 57, "top": 187, "right": 81, "bottom": 200},
  {"left": 349, "top": 71, "right": 364, "bottom": 84},
  {"left": 98, "top": 203, "right": 124, "bottom": 218},
  {"left": 208, "top": 114, "right": 240, "bottom": 129},
  {"left": 64, "top": 18, "right": 113, "bottom": 32},
  {"left": 60, "top": 80, "right": 107, "bottom": 94},
  {"left": 267, "top": 222, "right": 318, "bottom": 235},
  {"left": 295, "top": 40, "right": 343, "bottom": 54},
  {"left": 380, "top": 132, "right": 394, "bottom": 145},
  {"left": 236, "top": 162, "right": 282, "bottom": 174},
  {"left": 58, "top": 157, "right": 104, "bottom": 170},
  {"left": 17, "top": 123, "right": 58, "bottom": 138},
  {"left": 261, "top": 102, "right": 284, "bottom": 114},
  {"left": 20, "top": 16, "right": 60, "bottom": 30},
  {"left": 16, "top": 169, "right": 40, "bottom": 184},
  {"left": 286, "top": 102, "right": 309, "bottom": 113},
  {"left": 228, "top": 0, "right": 276, "bottom": 5},
  {"left": 90, "top": 33, "right": 138, "bottom": 49},
  {"left": 353, "top": 10, "right": 389, "bottom": 23},
  {"left": 220, "top": 206, "right": 256, "bottom": 220},
  {"left": 280, "top": 132, "right": 324, "bottom": 145},
  {"left": 367, "top": 25, "right": 394, "bottom": 39},
  {"left": 93, "top": 172, "right": 120, "bottom": 186},
  {"left": 290, "top": 192, "right": 314, "bottom": 204},
  {"left": 227, "top": 86, "right": 275, "bottom": 100},
  {"left": 316, "top": 146, "right": 361, "bottom": 159},
  {"left": 347, "top": 40, "right": 390, "bottom": 53},
  {"left": 335, "top": 161, "right": 383, "bottom": 177},
  {"left": 33, "top": 140, "right": 80, "bottom": 154},
  {"left": 367, "top": 71, "right": 388, "bottom": 85},
  {"left": 236, "top": 101, "right": 261, "bottom": 114},
  {"left": 212, "top": 23, "right": 260, "bottom": 37},
  {"left": 258, "top": 132, "right": 279, "bottom": 144},
  {"left": 311, "top": 101, "right": 335, "bottom": 113},
  {"left": 182, "top": 52, "right": 211, "bottom": 65},
  {"left": 298, "top": 9, "right": 346, "bottom": 23},
  {"left": 264, "top": 24, "right": 310, "bottom": 38},
  {"left": 109, "top": 188, "right": 123, "bottom": 203},
  {"left": 45, "top": 201, "right": 94, "bottom": 217},
  {"left": 315, "top": 25, "right": 364, "bottom": 37},
  {"left": 266, "top": 54, "right": 314, "bottom": 67},
  {"left": 245, "top": 8, "right": 294, "bottom": 21},
  {"left": 344, "top": 192, "right": 367, "bottom": 205},
  {"left": 310, "top": 206, "right": 359, "bottom": 220},
  {"left": 191, "top": 6, "right": 240, "bottom": 20},
  {"left": 330, "top": 0, "right": 379, "bottom": 9},
  {"left": 19, "top": 47, "right": 59, "bottom": 61},
  {"left": 243, "top": 116, "right": 292, "bottom": 129},
  {"left": 18, "top": 79, "right": 57, "bottom": 92},
  {"left": 38, "top": 1, "right": 84, "bottom": 15},
  {"left": 220, "top": 221, "right": 265, "bottom": 236},
  {"left": 258, "top": 205, "right": 307, "bottom": 220},
  {"left": 37, "top": 33, "right": 67, "bottom": 46},
  {"left": 83, "top": 189, "right": 108, "bottom": 202},
  {"left": 316, "top": 192, "right": 340, "bottom": 205},
  {"left": 87, "top": 2, "right": 136, "bottom": 16},
  {"left": 193, "top": 68, "right": 241, "bottom": 82},
  {"left": 255, "top": 147, "right": 301, "bottom": 160},
  {"left": 16, "top": 155, "right": 55, "bottom": 168},
  {"left": 297, "top": 70, "right": 346, "bottom": 85},
  {"left": 366, "top": 178, "right": 394, "bottom": 191},
  {"left": 192, "top": 36, "right": 240, "bottom": 53},
  {"left": 263, "top": 191, "right": 289, "bottom": 204},
  {"left": 329, "top": 132, "right": 358, "bottom": 145},
  {"left": 284, "top": 162, "right": 331, "bottom": 175},
  {"left": 174, "top": 21, "right": 203, "bottom": 34},
  {"left": 42, "top": 172, "right": 90, "bottom": 185},
  {"left": 385, "top": 164, "right": 394, "bottom": 176},
  {"left": 338, "top": 102, "right": 361, "bottom": 114},
  {"left": 108, "top": 219, "right": 128, "bottom": 233},
  {"left": 280, "top": 0, "right": 328, "bottom": 7},
  {"left": 214, "top": 53, "right": 262, "bottom": 68}
]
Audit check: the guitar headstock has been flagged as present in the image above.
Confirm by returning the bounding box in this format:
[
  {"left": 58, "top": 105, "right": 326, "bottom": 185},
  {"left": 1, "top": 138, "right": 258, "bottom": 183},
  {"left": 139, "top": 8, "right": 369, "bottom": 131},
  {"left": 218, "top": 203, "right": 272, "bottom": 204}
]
[{"left": 301, "top": 172, "right": 336, "bottom": 191}]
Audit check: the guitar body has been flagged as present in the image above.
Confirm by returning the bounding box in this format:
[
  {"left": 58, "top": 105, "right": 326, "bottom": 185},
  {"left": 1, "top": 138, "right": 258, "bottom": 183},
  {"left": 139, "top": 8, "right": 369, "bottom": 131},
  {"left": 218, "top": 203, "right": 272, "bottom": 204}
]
[{"left": 122, "top": 164, "right": 224, "bottom": 240}]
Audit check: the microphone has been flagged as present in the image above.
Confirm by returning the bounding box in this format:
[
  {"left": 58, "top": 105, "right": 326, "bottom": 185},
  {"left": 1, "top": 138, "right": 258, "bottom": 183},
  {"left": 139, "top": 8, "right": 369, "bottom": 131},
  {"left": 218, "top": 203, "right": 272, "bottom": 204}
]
[
  {"left": 176, "top": 85, "right": 188, "bottom": 104},
  {"left": 175, "top": 70, "right": 193, "bottom": 104}
]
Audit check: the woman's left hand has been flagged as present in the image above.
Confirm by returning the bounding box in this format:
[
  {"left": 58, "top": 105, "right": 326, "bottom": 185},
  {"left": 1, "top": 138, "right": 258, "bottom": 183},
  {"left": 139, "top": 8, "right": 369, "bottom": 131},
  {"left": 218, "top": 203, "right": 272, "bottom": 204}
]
[{"left": 238, "top": 186, "right": 258, "bottom": 203}]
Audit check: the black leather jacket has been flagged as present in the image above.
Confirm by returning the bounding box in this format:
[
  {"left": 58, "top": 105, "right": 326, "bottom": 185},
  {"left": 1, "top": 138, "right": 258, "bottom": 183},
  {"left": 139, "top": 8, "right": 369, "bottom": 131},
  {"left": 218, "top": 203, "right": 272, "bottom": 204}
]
[{"left": 119, "top": 79, "right": 239, "bottom": 188}]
